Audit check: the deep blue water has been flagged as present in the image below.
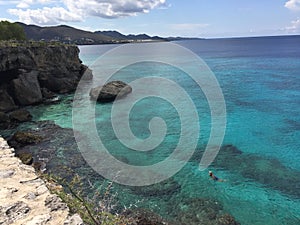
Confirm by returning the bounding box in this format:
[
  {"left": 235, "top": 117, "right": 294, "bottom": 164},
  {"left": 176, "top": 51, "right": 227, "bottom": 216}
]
[{"left": 29, "top": 36, "right": 300, "bottom": 224}]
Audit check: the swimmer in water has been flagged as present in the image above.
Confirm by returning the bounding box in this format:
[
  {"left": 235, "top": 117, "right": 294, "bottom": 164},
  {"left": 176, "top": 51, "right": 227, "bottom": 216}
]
[{"left": 209, "top": 171, "right": 224, "bottom": 182}]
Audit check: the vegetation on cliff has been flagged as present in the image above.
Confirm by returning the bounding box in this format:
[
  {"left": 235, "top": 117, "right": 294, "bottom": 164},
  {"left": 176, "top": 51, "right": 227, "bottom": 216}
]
[{"left": 0, "top": 21, "right": 26, "bottom": 41}]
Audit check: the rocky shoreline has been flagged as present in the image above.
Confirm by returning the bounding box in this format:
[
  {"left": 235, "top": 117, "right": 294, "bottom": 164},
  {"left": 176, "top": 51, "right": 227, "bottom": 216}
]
[
  {"left": 0, "top": 43, "right": 92, "bottom": 113},
  {"left": 0, "top": 42, "right": 241, "bottom": 225},
  {"left": 0, "top": 136, "right": 83, "bottom": 225}
]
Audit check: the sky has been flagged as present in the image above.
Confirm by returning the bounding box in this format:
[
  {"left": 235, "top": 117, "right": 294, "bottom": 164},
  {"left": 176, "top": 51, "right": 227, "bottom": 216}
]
[{"left": 0, "top": 0, "right": 300, "bottom": 38}]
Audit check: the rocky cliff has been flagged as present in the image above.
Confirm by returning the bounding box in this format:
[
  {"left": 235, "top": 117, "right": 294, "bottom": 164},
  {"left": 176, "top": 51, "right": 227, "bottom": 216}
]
[
  {"left": 0, "top": 43, "right": 91, "bottom": 112},
  {"left": 0, "top": 136, "right": 83, "bottom": 225}
]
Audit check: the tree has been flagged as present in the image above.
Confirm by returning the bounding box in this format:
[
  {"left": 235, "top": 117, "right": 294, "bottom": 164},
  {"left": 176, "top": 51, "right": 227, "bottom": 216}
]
[{"left": 0, "top": 21, "right": 26, "bottom": 41}]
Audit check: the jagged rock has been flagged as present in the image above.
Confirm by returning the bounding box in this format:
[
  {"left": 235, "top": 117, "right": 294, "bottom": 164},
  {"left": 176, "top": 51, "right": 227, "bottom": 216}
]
[
  {"left": 26, "top": 214, "right": 51, "bottom": 225},
  {"left": 0, "top": 201, "right": 30, "bottom": 224},
  {"left": 64, "top": 214, "right": 84, "bottom": 225},
  {"left": 38, "top": 74, "right": 78, "bottom": 94},
  {"left": 32, "top": 161, "right": 46, "bottom": 172},
  {"left": 41, "top": 87, "right": 57, "bottom": 99},
  {"left": 0, "top": 44, "right": 91, "bottom": 110},
  {"left": 0, "top": 112, "right": 9, "bottom": 123},
  {"left": 0, "top": 169, "right": 15, "bottom": 178},
  {"left": 11, "top": 71, "right": 43, "bottom": 105},
  {"left": 16, "top": 152, "right": 33, "bottom": 165},
  {"left": 45, "top": 195, "right": 68, "bottom": 212},
  {"left": 36, "top": 185, "right": 48, "bottom": 196},
  {"left": 0, "top": 137, "right": 84, "bottom": 225},
  {"left": 9, "top": 109, "right": 32, "bottom": 122},
  {"left": 0, "top": 112, "right": 10, "bottom": 129},
  {"left": 90, "top": 80, "right": 132, "bottom": 103},
  {"left": 24, "top": 192, "right": 37, "bottom": 200},
  {"left": 80, "top": 65, "right": 93, "bottom": 80},
  {"left": 0, "top": 89, "right": 17, "bottom": 112}
]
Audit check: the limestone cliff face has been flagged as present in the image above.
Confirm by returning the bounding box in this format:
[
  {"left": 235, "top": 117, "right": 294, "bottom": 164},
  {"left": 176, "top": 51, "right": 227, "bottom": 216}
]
[
  {"left": 0, "top": 44, "right": 90, "bottom": 112},
  {"left": 0, "top": 136, "right": 83, "bottom": 225}
]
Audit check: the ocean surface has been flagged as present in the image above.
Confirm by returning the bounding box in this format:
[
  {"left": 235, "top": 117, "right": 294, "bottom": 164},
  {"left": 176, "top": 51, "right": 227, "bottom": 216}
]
[{"left": 29, "top": 36, "right": 300, "bottom": 224}]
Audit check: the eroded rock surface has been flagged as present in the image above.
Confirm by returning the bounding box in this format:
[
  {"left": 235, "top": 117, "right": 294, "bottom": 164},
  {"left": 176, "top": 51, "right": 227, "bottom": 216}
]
[
  {"left": 0, "top": 44, "right": 91, "bottom": 112},
  {"left": 90, "top": 80, "right": 132, "bottom": 103},
  {"left": 0, "top": 136, "right": 83, "bottom": 225}
]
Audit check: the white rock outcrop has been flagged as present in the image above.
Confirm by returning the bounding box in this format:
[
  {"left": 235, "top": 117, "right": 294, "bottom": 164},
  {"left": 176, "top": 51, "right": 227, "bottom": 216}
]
[{"left": 0, "top": 136, "right": 83, "bottom": 225}]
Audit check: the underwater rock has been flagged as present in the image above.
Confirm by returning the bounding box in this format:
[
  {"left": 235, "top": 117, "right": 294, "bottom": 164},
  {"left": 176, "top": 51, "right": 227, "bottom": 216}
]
[
  {"left": 216, "top": 214, "right": 240, "bottom": 225},
  {"left": 130, "top": 178, "right": 181, "bottom": 197},
  {"left": 171, "top": 197, "right": 240, "bottom": 225},
  {"left": 90, "top": 80, "right": 132, "bottom": 103},
  {"left": 124, "top": 208, "right": 172, "bottom": 225},
  {"left": 16, "top": 152, "right": 33, "bottom": 165},
  {"left": 220, "top": 144, "right": 243, "bottom": 155},
  {"left": 9, "top": 131, "right": 43, "bottom": 147},
  {"left": 9, "top": 109, "right": 32, "bottom": 122},
  {"left": 213, "top": 144, "right": 300, "bottom": 198}
]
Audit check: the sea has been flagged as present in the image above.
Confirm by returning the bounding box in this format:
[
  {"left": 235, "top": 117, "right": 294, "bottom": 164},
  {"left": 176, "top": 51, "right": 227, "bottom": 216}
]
[{"left": 23, "top": 36, "right": 300, "bottom": 224}]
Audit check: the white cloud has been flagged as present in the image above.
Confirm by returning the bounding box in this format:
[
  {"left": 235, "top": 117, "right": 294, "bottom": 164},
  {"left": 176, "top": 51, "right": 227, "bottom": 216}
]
[
  {"left": 8, "top": 0, "right": 167, "bottom": 25},
  {"left": 64, "top": 0, "right": 166, "bottom": 18},
  {"left": 285, "top": 18, "right": 300, "bottom": 32},
  {"left": 16, "top": 0, "right": 54, "bottom": 8},
  {"left": 285, "top": 0, "right": 300, "bottom": 11},
  {"left": 9, "top": 7, "right": 83, "bottom": 25}
]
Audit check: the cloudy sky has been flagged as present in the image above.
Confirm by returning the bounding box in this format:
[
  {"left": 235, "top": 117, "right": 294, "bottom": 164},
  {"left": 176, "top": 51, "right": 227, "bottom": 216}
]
[{"left": 0, "top": 0, "right": 300, "bottom": 38}]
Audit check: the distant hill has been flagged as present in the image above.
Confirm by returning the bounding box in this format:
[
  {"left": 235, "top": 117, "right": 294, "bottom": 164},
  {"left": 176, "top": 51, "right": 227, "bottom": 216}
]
[
  {"left": 95, "top": 30, "right": 165, "bottom": 41},
  {"left": 16, "top": 22, "right": 200, "bottom": 45}
]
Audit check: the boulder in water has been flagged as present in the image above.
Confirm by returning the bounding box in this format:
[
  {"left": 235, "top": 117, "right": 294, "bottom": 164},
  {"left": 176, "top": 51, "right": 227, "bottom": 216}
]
[
  {"left": 16, "top": 152, "right": 33, "bottom": 165},
  {"left": 10, "top": 131, "right": 43, "bottom": 147},
  {"left": 90, "top": 80, "right": 132, "bottom": 103},
  {"left": 9, "top": 109, "right": 32, "bottom": 122}
]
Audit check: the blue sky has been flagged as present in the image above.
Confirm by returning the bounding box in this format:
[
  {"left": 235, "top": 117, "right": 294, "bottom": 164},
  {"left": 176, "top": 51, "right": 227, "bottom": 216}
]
[{"left": 0, "top": 0, "right": 300, "bottom": 38}]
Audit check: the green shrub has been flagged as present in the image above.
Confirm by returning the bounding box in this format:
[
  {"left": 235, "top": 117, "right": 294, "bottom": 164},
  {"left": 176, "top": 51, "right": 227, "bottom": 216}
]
[{"left": 41, "top": 173, "right": 135, "bottom": 225}]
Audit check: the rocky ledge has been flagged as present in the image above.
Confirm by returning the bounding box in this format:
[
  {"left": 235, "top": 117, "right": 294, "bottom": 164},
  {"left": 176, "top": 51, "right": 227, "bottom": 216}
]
[
  {"left": 0, "top": 136, "right": 83, "bottom": 225},
  {"left": 0, "top": 43, "right": 92, "bottom": 112}
]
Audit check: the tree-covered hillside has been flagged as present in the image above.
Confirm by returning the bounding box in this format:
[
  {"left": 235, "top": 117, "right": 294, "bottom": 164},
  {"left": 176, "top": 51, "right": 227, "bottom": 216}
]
[{"left": 0, "top": 21, "right": 26, "bottom": 41}]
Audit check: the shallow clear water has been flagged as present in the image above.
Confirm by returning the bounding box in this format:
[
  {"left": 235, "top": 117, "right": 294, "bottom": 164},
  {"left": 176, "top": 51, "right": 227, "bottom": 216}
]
[{"left": 29, "top": 36, "right": 300, "bottom": 224}]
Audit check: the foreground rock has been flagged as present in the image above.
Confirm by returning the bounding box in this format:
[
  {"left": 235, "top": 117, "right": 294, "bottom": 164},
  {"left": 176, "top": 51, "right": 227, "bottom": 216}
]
[
  {"left": 0, "top": 136, "right": 83, "bottom": 225},
  {"left": 0, "top": 43, "right": 91, "bottom": 112},
  {"left": 90, "top": 80, "right": 132, "bottom": 103}
]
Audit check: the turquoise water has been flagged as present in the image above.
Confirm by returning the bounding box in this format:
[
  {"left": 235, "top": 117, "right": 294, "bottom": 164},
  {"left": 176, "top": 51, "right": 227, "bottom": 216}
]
[{"left": 29, "top": 37, "right": 300, "bottom": 224}]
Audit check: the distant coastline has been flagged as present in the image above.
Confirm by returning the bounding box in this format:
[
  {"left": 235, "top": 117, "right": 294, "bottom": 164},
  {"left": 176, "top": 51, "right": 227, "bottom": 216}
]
[
  {"left": 17, "top": 22, "right": 202, "bottom": 45},
  {"left": 13, "top": 21, "right": 299, "bottom": 46}
]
